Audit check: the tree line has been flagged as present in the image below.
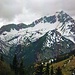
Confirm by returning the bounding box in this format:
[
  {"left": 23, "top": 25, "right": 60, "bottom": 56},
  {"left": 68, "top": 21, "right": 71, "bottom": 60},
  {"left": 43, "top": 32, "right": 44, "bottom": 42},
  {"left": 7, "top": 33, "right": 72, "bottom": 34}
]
[
  {"left": 34, "top": 62, "right": 63, "bottom": 75},
  {"left": 0, "top": 54, "right": 25, "bottom": 75},
  {"left": 0, "top": 54, "right": 63, "bottom": 75}
]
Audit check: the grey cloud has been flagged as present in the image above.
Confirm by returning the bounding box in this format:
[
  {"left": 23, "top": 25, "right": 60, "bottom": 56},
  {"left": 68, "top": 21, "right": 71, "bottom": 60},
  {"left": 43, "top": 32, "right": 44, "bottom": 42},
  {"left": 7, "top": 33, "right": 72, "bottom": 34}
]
[
  {"left": 23, "top": 0, "right": 75, "bottom": 17},
  {"left": 0, "top": 0, "right": 75, "bottom": 25},
  {"left": 0, "top": 0, "right": 23, "bottom": 21},
  {"left": 24, "top": 0, "right": 61, "bottom": 16},
  {"left": 61, "top": 0, "right": 75, "bottom": 17}
]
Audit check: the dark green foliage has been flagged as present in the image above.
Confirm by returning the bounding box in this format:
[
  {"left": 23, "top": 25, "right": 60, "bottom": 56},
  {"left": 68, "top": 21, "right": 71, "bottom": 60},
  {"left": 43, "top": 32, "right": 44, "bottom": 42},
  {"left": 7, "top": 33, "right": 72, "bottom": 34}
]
[
  {"left": 56, "top": 67, "right": 62, "bottom": 75},
  {"left": 0, "top": 54, "right": 4, "bottom": 61},
  {"left": 39, "top": 64, "right": 43, "bottom": 75},
  {"left": 12, "top": 55, "right": 26, "bottom": 75},
  {"left": 45, "top": 63, "right": 50, "bottom": 75},
  {"left": 12, "top": 54, "right": 18, "bottom": 75},
  {"left": 0, "top": 60, "right": 14, "bottom": 75},
  {"left": 19, "top": 59, "right": 25, "bottom": 75},
  {"left": 35, "top": 63, "right": 43, "bottom": 75},
  {"left": 50, "top": 66, "right": 54, "bottom": 75}
]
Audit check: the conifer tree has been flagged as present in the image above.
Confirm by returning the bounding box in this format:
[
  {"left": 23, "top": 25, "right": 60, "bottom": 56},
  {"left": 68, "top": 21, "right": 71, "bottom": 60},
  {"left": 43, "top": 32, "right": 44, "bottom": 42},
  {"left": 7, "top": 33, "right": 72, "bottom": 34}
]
[
  {"left": 13, "top": 54, "right": 18, "bottom": 75},
  {"left": 56, "top": 66, "right": 62, "bottom": 75},
  {"left": 51, "top": 66, "right": 54, "bottom": 75},
  {"left": 46, "top": 63, "right": 50, "bottom": 75},
  {"left": 1, "top": 54, "right": 4, "bottom": 61},
  {"left": 35, "top": 63, "right": 43, "bottom": 75},
  {"left": 39, "top": 63, "right": 43, "bottom": 75},
  {"left": 19, "top": 59, "right": 25, "bottom": 75}
]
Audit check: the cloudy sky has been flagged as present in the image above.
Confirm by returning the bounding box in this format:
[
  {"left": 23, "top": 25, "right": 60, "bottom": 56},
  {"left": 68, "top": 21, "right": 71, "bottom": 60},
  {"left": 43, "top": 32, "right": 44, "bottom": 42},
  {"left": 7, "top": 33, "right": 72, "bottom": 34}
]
[{"left": 0, "top": 0, "right": 75, "bottom": 28}]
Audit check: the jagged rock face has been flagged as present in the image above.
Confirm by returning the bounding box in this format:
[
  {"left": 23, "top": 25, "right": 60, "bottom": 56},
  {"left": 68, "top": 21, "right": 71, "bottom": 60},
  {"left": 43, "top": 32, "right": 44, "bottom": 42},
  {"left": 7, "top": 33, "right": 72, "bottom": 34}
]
[
  {"left": 0, "top": 11, "right": 75, "bottom": 44},
  {"left": 29, "top": 29, "right": 75, "bottom": 61},
  {"left": 0, "top": 11, "right": 75, "bottom": 65},
  {"left": 0, "top": 39, "right": 10, "bottom": 54},
  {"left": 0, "top": 23, "right": 29, "bottom": 34},
  {"left": 56, "top": 11, "right": 75, "bottom": 43},
  {"left": 5, "top": 29, "right": 75, "bottom": 65}
]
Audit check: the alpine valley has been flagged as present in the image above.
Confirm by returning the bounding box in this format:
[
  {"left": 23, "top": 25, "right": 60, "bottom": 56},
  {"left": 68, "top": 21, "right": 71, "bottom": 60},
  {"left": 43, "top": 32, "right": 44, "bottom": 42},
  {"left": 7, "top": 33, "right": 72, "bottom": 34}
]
[{"left": 0, "top": 11, "right": 75, "bottom": 66}]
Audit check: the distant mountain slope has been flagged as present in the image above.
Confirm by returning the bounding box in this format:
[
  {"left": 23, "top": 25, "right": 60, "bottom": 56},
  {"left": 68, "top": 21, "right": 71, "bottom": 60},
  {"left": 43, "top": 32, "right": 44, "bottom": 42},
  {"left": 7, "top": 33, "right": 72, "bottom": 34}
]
[
  {"left": 0, "top": 23, "right": 29, "bottom": 34},
  {"left": 0, "top": 11, "right": 75, "bottom": 44},
  {"left": 0, "top": 38, "right": 10, "bottom": 54},
  {"left": 6, "top": 29, "right": 75, "bottom": 65},
  {"left": 0, "top": 11, "right": 75, "bottom": 65}
]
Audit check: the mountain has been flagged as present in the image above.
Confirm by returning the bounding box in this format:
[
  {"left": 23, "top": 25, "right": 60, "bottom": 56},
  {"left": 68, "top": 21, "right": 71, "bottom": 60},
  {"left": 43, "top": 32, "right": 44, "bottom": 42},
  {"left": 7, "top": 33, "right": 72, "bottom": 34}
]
[
  {"left": 0, "top": 11, "right": 75, "bottom": 43},
  {"left": 56, "top": 11, "right": 75, "bottom": 43},
  {"left": 0, "top": 23, "right": 29, "bottom": 34},
  {"left": 0, "top": 11, "right": 75, "bottom": 65},
  {"left": 5, "top": 29, "right": 75, "bottom": 66},
  {"left": 0, "top": 38, "right": 10, "bottom": 54}
]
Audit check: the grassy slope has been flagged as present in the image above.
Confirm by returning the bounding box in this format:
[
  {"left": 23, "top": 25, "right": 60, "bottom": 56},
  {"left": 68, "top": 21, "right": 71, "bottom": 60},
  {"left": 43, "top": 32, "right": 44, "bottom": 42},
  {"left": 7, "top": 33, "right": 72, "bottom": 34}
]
[
  {"left": 0, "top": 60, "right": 14, "bottom": 75},
  {"left": 51, "top": 56, "right": 75, "bottom": 75}
]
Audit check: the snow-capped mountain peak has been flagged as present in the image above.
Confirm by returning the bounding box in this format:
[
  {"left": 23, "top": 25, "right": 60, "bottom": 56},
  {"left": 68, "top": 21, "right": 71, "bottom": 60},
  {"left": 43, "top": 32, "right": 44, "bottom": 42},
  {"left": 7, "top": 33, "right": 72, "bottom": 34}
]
[
  {"left": 55, "top": 11, "right": 75, "bottom": 43},
  {"left": 1, "top": 11, "right": 75, "bottom": 65},
  {"left": 0, "top": 11, "right": 75, "bottom": 49}
]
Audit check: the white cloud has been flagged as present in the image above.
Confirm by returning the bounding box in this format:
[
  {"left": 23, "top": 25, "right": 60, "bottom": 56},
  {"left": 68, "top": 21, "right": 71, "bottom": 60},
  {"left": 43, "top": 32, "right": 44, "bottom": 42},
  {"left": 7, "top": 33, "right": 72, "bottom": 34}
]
[
  {"left": 0, "top": 0, "right": 75, "bottom": 27},
  {"left": 0, "top": 0, "right": 23, "bottom": 20}
]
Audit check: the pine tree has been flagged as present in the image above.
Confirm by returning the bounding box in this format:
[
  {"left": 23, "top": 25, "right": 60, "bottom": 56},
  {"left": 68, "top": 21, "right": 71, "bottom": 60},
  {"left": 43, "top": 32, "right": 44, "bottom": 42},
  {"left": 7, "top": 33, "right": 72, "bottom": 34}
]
[
  {"left": 39, "top": 64, "right": 43, "bottom": 75},
  {"left": 34, "top": 63, "right": 39, "bottom": 75},
  {"left": 0, "top": 54, "right": 4, "bottom": 61},
  {"left": 51, "top": 66, "right": 54, "bottom": 75},
  {"left": 12, "top": 54, "right": 18, "bottom": 75},
  {"left": 56, "top": 66, "right": 62, "bottom": 75},
  {"left": 35, "top": 63, "right": 43, "bottom": 75},
  {"left": 46, "top": 63, "right": 50, "bottom": 75},
  {"left": 19, "top": 59, "right": 25, "bottom": 75}
]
